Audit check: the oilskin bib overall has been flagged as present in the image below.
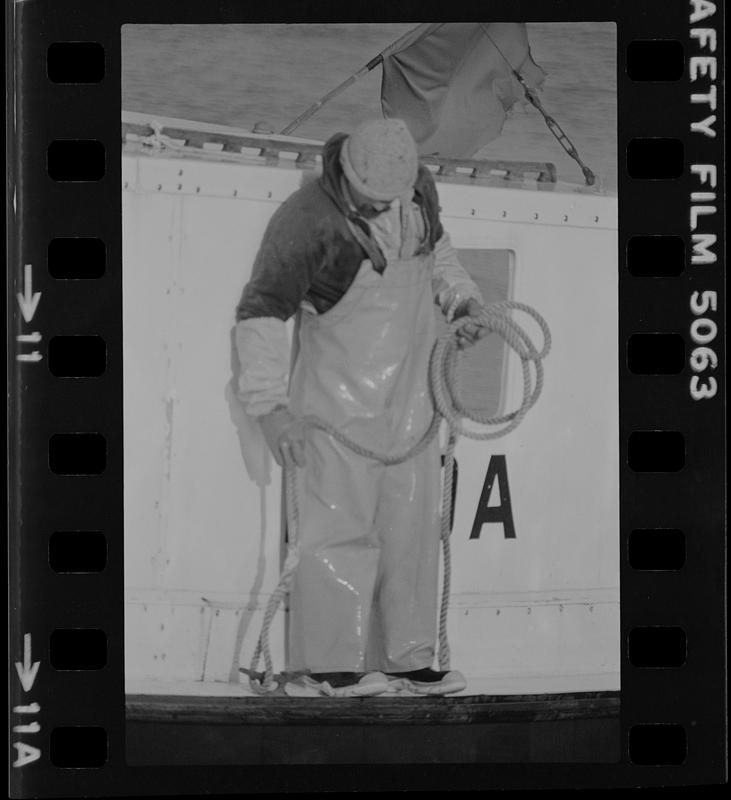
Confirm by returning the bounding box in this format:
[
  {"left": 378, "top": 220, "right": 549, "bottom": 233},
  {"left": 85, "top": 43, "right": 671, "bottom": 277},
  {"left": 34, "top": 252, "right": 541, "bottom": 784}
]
[{"left": 287, "top": 211, "right": 442, "bottom": 674}]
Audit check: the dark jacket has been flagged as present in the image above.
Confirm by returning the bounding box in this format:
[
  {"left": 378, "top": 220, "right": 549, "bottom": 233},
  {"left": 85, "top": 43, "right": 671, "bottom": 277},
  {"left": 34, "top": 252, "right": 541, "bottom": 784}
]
[{"left": 236, "top": 132, "right": 445, "bottom": 321}]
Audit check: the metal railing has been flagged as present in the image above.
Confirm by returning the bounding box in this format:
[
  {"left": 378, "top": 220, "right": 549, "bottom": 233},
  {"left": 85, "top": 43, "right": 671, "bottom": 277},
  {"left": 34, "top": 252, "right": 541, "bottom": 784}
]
[{"left": 122, "top": 112, "right": 557, "bottom": 185}]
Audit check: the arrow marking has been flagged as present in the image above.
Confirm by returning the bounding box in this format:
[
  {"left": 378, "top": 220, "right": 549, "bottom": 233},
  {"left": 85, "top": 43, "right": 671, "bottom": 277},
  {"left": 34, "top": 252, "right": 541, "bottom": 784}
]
[
  {"left": 14, "top": 634, "right": 40, "bottom": 692},
  {"left": 17, "top": 264, "right": 41, "bottom": 323}
]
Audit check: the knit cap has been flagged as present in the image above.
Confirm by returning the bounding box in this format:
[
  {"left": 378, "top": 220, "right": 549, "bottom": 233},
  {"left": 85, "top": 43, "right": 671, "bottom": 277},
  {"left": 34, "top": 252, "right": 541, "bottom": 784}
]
[{"left": 340, "top": 119, "right": 418, "bottom": 201}]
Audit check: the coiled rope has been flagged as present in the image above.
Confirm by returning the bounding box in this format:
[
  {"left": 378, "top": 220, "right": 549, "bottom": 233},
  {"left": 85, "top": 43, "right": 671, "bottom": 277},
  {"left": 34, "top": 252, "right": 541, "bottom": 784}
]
[{"left": 248, "top": 301, "right": 551, "bottom": 693}]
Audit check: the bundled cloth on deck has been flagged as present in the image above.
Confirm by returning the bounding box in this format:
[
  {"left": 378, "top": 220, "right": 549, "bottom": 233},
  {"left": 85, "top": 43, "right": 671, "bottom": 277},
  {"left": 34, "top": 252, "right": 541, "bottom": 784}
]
[{"left": 381, "top": 22, "right": 546, "bottom": 158}]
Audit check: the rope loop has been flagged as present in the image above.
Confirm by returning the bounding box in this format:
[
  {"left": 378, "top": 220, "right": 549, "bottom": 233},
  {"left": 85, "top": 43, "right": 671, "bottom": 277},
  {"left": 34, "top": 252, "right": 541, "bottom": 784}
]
[{"left": 248, "top": 300, "right": 550, "bottom": 692}]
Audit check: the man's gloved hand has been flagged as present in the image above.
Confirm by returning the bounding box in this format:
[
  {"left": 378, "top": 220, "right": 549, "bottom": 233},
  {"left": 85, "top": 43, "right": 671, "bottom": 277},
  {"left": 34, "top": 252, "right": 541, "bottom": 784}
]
[
  {"left": 452, "top": 298, "right": 489, "bottom": 349},
  {"left": 258, "top": 405, "right": 307, "bottom": 468}
]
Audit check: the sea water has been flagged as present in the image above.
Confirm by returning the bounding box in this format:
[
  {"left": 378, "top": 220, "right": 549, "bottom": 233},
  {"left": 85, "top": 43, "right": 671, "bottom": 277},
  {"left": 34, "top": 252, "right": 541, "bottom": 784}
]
[{"left": 122, "top": 22, "right": 617, "bottom": 191}]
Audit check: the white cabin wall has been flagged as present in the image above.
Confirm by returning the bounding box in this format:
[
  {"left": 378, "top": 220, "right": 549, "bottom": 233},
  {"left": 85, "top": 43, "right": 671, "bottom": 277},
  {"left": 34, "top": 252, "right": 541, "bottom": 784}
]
[
  {"left": 123, "top": 153, "right": 619, "bottom": 690},
  {"left": 441, "top": 218, "right": 619, "bottom": 593},
  {"left": 438, "top": 216, "right": 619, "bottom": 685},
  {"left": 123, "top": 156, "right": 305, "bottom": 682}
]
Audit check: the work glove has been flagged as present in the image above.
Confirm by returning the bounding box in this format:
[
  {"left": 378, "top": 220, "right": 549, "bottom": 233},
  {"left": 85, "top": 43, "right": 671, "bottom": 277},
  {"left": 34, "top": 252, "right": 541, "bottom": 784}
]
[
  {"left": 452, "top": 298, "right": 489, "bottom": 349},
  {"left": 258, "top": 405, "right": 307, "bottom": 469}
]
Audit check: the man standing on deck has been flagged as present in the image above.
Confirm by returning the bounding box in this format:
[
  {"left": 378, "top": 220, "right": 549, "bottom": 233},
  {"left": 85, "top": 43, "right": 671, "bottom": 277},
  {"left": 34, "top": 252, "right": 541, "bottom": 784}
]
[{"left": 235, "top": 119, "right": 487, "bottom": 697}]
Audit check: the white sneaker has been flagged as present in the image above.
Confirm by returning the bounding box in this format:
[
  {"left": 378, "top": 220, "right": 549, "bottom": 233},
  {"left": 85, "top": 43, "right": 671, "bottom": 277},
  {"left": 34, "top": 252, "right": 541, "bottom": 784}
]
[{"left": 287, "top": 671, "right": 390, "bottom": 698}]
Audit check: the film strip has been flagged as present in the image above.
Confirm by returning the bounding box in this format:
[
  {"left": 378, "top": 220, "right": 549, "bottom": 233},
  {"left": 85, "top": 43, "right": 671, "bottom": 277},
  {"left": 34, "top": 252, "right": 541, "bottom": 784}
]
[{"left": 8, "top": 0, "right": 725, "bottom": 793}]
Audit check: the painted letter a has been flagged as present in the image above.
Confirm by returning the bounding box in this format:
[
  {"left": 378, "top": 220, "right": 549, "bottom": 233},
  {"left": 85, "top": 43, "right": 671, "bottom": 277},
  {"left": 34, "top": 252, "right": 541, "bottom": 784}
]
[{"left": 470, "top": 455, "right": 516, "bottom": 540}]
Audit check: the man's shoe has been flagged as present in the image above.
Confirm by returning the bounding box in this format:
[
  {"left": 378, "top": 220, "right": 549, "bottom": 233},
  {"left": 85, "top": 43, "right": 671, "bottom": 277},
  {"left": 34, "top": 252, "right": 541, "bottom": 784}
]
[
  {"left": 388, "top": 668, "right": 467, "bottom": 695},
  {"left": 306, "top": 671, "right": 390, "bottom": 698}
]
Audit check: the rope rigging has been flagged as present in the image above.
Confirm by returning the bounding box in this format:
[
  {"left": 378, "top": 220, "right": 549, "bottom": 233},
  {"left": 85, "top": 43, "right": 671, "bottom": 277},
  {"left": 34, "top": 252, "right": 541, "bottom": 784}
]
[
  {"left": 476, "top": 24, "right": 597, "bottom": 186},
  {"left": 279, "top": 22, "right": 597, "bottom": 187},
  {"left": 247, "top": 302, "right": 551, "bottom": 694}
]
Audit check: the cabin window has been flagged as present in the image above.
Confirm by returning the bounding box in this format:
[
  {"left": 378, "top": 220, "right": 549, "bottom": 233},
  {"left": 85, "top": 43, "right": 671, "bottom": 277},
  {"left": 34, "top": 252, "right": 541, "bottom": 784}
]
[{"left": 436, "top": 249, "right": 514, "bottom": 418}]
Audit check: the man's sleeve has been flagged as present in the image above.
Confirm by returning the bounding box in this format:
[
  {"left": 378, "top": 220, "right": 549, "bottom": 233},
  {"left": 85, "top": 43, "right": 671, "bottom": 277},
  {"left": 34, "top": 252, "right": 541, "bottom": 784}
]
[
  {"left": 417, "top": 166, "right": 485, "bottom": 320},
  {"left": 235, "top": 317, "right": 291, "bottom": 417},
  {"left": 432, "top": 230, "right": 485, "bottom": 321},
  {"left": 234, "top": 201, "right": 323, "bottom": 417}
]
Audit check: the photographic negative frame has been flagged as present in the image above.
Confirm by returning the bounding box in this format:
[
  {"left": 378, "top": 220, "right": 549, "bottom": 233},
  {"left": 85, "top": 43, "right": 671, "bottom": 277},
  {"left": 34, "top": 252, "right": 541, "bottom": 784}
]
[{"left": 8, "top": 0, "right": 725, "bottom": 792}]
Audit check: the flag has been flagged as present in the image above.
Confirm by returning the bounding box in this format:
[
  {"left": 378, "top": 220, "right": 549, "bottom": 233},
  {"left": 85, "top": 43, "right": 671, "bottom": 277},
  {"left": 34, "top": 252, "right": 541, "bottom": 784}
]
[{"left": 381, "top": 23, "right": 546, "bottom": 158}]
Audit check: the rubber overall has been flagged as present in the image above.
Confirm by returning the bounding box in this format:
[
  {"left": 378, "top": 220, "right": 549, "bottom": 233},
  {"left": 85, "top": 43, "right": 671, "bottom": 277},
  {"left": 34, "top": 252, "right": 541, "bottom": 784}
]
[{"left": 287, "top": 206, "right": 442, "bottom": 674}]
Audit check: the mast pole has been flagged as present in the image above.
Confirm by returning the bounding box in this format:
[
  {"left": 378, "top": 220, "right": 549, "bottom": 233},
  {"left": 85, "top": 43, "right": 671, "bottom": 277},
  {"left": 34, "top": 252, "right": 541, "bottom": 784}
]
[
  {"left": 279, "top": 23, "right": 437, "bottom": 136},
  {"left": 279, "top": 57, "right": 381, "bottom": 136}
]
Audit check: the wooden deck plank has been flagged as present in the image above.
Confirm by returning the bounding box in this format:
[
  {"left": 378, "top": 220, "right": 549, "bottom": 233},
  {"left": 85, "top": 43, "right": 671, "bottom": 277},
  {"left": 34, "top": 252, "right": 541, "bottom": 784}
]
[{"left": 126, "top": 691, "right": 619, "bottom": 727}]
